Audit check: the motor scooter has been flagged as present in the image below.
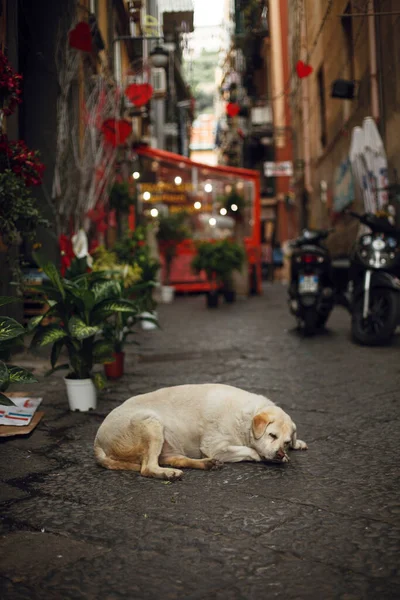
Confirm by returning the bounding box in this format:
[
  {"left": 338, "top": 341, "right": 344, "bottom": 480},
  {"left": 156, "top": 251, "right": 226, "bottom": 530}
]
[
  {"left": 347, "top": 210, "right": 400, "bottom": 345},
  {"left": 288, "top": 229, "right": 350, "bottom": 335}
]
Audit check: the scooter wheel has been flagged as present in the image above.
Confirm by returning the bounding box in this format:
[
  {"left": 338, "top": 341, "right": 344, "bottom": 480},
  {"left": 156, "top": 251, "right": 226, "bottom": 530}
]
[
  {"left": 351, "top": 288, "right": 398, "bottom": 346},
  {"left": 303, "top": 310, "right": 319, "bottom": 336}
]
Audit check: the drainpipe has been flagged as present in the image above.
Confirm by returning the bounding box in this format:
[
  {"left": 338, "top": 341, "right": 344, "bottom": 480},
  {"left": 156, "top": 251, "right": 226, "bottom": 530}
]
[
  {"left": 367, "top": 0, "right": 380, "bottom": 120},
  {"left": 300, "top": 4, "right": 312, "bottom": 195}
]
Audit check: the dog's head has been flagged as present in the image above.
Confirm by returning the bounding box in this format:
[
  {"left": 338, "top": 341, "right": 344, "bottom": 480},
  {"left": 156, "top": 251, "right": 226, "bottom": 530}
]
[{"left": 250, "top": 407, "right": 296, "bottom": 463}]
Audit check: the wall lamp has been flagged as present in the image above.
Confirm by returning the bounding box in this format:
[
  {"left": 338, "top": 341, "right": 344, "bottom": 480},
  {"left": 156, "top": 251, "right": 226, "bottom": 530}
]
[{"left": 112, "top": 36, "right": 169, "bottom": 68}]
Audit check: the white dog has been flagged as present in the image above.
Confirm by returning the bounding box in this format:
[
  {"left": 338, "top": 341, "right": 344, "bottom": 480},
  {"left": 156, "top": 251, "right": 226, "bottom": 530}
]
[{"left": 94, "top": 384, "right": 307, "bottom": 480}]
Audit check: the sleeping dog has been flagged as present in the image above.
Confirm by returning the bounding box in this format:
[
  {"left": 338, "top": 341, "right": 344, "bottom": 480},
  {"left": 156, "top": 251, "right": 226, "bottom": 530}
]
[{"left": 94, "top": 384, "right": 307, "bottom": 480}]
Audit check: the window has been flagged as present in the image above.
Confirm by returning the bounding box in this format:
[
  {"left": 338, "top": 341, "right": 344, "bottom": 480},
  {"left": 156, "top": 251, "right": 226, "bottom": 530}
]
[{"left": 317, "top": 66, "right": 327, "bottom": 148}]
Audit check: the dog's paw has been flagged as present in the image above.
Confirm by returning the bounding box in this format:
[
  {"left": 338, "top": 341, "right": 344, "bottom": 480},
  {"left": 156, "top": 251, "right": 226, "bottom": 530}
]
[
  {"left": 205, "top": 458, "right": 224, "bottom": 471},
  {"left": 293, "top": 439, "right": 308, "bottom": 450},
  {"left": 163, "top": 468, "right": 183, "bottom": 481}
]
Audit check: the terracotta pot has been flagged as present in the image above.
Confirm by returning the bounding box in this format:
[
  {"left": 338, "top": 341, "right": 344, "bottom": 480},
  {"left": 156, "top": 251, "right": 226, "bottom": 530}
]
[{"left": 104, "top": 352, "right": 125, "bottom": 379}]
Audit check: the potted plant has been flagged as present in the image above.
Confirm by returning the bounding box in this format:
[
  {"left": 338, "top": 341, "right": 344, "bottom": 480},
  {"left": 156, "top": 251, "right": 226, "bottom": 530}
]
[
  {"left": 27, "top": 254, "right": 141, "bottom": 411},
  {"left": 191, "top": 240, "right": 246, "bottom": 307},
  {"left": 191, "top": 241, "right": 221, "bottom": 308},
  {"left": 216, "top": 239, "right": 246, "bottom": 303},
  {"left": 0, "top": 297, "right": 38, "bottom": 406},
  {"left": 156, "top": 212, "right": 190, "bottom": 303},
  {"left": 112, "top": 226, "right": 160, "bottom": 329}
]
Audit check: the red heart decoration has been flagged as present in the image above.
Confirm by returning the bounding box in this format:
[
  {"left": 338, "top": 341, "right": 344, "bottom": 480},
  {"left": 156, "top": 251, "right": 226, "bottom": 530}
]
[
  {"left": 69, "top": 22, "right": 93, "bottom": 53},
  {"left": 226, "top": 103, "right": 240, "bottom": 117},
  {"left": 101, "top": 119, "right": 132, "bottom": 147},
  {"left": 125, "top": 83, "right": 153, "bottom": 107},
  {"left": 296, "top": 60, "right": 313, "bottom": 79}
]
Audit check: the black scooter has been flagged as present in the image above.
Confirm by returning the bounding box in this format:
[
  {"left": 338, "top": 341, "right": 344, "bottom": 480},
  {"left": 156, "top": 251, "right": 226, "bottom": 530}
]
[
  {"left": 347, "top": 210, "right": 400, "bottom": 345},
  {"left": 288, "top": 229, "right": 350, "bottom": 335}
]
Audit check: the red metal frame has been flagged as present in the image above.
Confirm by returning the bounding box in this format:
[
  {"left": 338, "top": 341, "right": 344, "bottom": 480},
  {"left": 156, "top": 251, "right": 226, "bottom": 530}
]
[{"left": 134, "top": 147, "right": 262, "bottom": 294}]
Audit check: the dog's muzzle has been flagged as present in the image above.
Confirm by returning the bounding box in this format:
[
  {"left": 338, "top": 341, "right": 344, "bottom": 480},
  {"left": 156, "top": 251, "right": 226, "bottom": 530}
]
[{"left": 275, "top": 448, "right": 289, "bottom": 462}]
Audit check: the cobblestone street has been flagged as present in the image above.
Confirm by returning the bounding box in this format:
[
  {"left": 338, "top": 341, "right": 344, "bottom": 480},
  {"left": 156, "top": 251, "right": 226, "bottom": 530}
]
[{"left": 1, "top": 284, "right": 400, "bottom": 600}]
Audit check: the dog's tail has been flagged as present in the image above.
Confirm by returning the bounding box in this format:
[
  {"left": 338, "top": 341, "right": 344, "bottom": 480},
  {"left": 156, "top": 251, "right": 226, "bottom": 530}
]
[{"left": 94, "top": 440, "right": 141, "bottom": 472}]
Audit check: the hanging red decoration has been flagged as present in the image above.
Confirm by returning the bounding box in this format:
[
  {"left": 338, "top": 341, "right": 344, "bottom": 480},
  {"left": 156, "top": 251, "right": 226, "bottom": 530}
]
[
  {"left": 296, "top": 60, "right": 313, "bottom": 79},
  {"left": 124, "top": 83, "right": 153, "bottom": 107},
  {"left": 101, "top": 119, "right": 132, "bottom": 147},
  {"left": 226, "top": 103, "right": 240, "bottom": 117},
  {"left": 68, "top": 22, "right": 93, "bottom": 53}
]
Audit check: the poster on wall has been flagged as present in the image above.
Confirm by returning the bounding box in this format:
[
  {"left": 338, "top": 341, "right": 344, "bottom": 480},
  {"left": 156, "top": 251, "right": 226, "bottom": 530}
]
[{"left": 333, "top": 158, "right": 354, "bottom": 213}]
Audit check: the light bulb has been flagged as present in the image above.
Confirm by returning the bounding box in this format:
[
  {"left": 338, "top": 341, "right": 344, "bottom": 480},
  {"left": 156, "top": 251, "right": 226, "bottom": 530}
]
[
  {"left": 174, "top": 176, "right": 182, "bottom": 185},
  {"left": 220, "top": 208, "right": 227, "bottom": 216},
  {"left": 204, "top": 183, "right": 213, "bottom": 193},
  {"left": 150, "top": 208, "right": 158, "bottom": 217},
  {"left": 209, "top": 217, "right": 217, "bottom": 226},
  {"left": 231, "top": 204, "right": 238, "bottom": 212},
  {"left": 133, "top": 171, "right": 140, "bottom": 180},
  {"left": 194, "top": 201, "right": 202, "bottom": 210},
  {"left": 143, "top": 191, "right": 151, "bottom": 201}
]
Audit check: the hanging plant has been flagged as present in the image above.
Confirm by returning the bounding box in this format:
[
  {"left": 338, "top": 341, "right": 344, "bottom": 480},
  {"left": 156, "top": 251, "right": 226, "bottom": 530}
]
[{"left": 0, "top": 51, "right": 23, "bottom": 117}]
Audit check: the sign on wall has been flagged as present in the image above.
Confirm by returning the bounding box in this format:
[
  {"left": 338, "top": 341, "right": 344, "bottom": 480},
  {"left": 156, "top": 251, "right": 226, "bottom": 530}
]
[{"left": 264, "top": 161, "right": 293, "bottom": 177}]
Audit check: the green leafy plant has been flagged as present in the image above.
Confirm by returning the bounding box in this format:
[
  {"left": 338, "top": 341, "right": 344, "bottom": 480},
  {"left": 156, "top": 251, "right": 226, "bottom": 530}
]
[
  {"left": 0, "top": 170, "right": 49, "bottom": 245},
  {"left": 108, "top": 181, "right": 136, "bottom": 213},
  {"left": 114, "top": 227, "right": 160, "bottom": 313},
  {"left": 27, "top": 254, "right": 143, "bottom": 385},
  {"left": 101, "top": 279, "right": 158, "bottom": 354},
  {"left": 0, "top": 296, "right": 37, "bottom": 406},
  {"left": 156, "top": 213, "right": 190, "bottom": 285},
  {"left": 219, "top": 189, "right": 247, "bottom": 218},
  {"left": 191, "top": 239, "right": 245, "bottom": 290},
  {"left": 91, "top": 245, "right": 142, "bottom": 288}
]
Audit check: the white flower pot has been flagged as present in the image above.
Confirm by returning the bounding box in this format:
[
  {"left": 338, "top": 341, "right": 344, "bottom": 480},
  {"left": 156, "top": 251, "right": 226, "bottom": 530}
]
[
  {"left": 64, "top": 377, "right": 97, "bottom": 412},
  {"left": 141, "top": 311, "right": 158, "bottom": 330},
  {"left": 161, "top": 285, "right": 175, "bottom": 303}
]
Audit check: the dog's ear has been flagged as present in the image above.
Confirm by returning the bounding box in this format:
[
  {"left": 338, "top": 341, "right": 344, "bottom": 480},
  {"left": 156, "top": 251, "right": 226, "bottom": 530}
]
[{"left": 252, "top": 412, "right": 271, "bottom": 439}]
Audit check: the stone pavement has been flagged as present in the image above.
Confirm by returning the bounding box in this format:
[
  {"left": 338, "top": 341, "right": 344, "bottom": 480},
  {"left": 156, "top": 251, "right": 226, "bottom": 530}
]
[{"left": 1, "top": 283, "right": 400, "bottom": 600}]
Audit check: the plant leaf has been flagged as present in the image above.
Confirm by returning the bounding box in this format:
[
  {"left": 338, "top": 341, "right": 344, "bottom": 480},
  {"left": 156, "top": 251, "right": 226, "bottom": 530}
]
[
  {"left": 92, "top": 280, "right": 121, "bottom": 303},
  {"left": 92, "top": 372, "right": 106, "bottom": 390},
  {"left": 68, "top": 316, "right": 101, "bottom": 340},
  {"left": 0, "top": 317, "right": 25, "bottom": 341},
  {"left": 0, "top": 296, "right": 22, "bottom": 307},
  {"left": 0, "top": 360, "right": 10, "bottom": 391},
  {"left": 68, "top": 287, "right": 96, "bottom": 312},
  {"left": 51, "top": 339, "right": 64, "bottom": 368},
  {"left": 33, "top": 252, "right": 65, "bottom": 299},
  {"left": 93, "top": 299, "right": 140, "bottom": 320},
  {"left": 8, "top": 366, "right": 38, "bottom": 384},
  {"left": 0, "top": 392, "right": 16, "bottom": 406},
  {"left": 26, "top": 314, "right": 45, "bottom": 332},
  {"left": 32, "top": 325, "right": 67, "bottom": 347},
  {"left": 45, "top": 363, "right": 69, "bottom": 377},
  {"left": 93, "top": 340, "right": 115, "bottom": 362}
]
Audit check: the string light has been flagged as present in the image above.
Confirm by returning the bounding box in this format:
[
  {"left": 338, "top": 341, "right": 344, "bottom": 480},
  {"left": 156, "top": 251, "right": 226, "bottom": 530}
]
[
  {"left": 231, "top": 204, "right": 238, "bottom": 212},
  {"left": 133, "top": 171, "right": 140, "bottom": 179},
  {"left": 143, "top": 191, "right": 151, "bottom": 201},
  {"left": 220, "top": 207, "right": 227, "bottom": 215},
  {"left": 150, "top": 208, "right": 158, "bottom": 217},
  {"left": 194, "top": 201, "right": 202, "bottom": 209},
  {"left": 174, "top": 176, "right": 182, "bottom": 185},
  {"left": 204, "top": 183, "right": 213, "bottom": 193},
  {"left": 209, "top": 217, "right": 217, "bottom": 226}
]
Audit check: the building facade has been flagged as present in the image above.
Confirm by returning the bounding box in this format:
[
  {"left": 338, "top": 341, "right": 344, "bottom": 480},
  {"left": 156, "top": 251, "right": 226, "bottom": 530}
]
[{"left": 289, "top": 0, "right": 400, "bottom": 256}]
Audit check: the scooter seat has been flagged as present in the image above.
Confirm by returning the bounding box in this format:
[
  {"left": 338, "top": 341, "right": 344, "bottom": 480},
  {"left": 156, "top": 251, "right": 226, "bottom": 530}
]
[{"left": 331, "top": 258, "right": 351, "bottom": 269}]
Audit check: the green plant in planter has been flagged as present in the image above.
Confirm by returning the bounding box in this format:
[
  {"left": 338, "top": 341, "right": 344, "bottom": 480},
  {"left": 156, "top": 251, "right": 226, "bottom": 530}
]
[
  {"left": 156, "top": 213, "right": 190, "bottom": 285},
  {"left": 101, "top": 279, "right": 158, "bottom": 355},
  {"left": 27, "top": 254, "right": 142, "bottom": 387},
  {"left": 191, "top": 239, "right": 246, "bottom": 296},
  {"left": 0, "top": 296, "right": 37, "bottom": 406}
]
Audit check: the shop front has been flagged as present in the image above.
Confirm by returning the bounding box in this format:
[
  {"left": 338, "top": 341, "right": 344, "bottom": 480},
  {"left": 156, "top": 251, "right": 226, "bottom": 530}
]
[{"left": 132, "top": 146, "right": 262, "bottom": 294}]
